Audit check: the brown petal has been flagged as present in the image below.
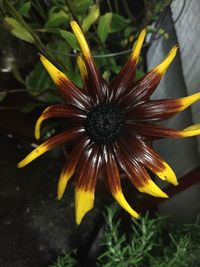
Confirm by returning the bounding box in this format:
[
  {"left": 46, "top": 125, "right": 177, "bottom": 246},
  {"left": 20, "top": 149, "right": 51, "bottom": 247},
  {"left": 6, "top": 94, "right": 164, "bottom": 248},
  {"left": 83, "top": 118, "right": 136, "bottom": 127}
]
[
  {"left": 57, "top": 136, "right": 90, "bottom": 200},
  {"left": 70, "top": 21, "right": 109, "bottom": 103},
  {"left": 75, "top": 143, "right": 102, "bottom": 225},
  {"left": 120, "top": 135, "right": 178, "bottom": 185},
  {"left": 119, "top": 46, "right": 178, "bottom": 109},
  {"left": 17, "top": 127, "right": 85, "bottom": 168},
  {"left": 35, "top": 105, "right": 86, "bottom": 139},
  {"left": 40, "top": 55, "right": 91, "bottom": 110},
  {"left": 113, "top": 142, "right": 168, "bottom": 198},
  {"left": 110, "top": 29, "right": 146, "bottom": 101},
  {"left": 127, "top": 92, "right": 200, "bottom": 121},
  {"left": 103, "top": 145, "right": 139, "bottom": 218},
  {"left": 130, "top": 122, "right": 200, "bottom": 139}
]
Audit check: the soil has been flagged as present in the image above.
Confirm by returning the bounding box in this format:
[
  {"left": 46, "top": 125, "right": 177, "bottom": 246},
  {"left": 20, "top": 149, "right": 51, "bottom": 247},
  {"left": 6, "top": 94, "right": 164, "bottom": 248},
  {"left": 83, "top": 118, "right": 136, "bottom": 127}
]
[{"left": 0, "top": 135, "right": 106, "bottom": 267}]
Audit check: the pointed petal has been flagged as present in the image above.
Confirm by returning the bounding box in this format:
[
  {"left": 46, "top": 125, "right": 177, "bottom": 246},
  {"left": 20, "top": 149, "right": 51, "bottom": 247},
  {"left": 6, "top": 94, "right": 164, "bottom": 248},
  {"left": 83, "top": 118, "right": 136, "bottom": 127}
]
[
  {"left": 70, "top": 21, "right": 91, "bottom": 58},
  {"left": 121, "top": 135, "right": 178, "bottom": 185},
  {"left": 75, "top": 144, "right": 101, "bottom": 224},
  {"left": 111, "top": 29, "right": 146, "bottom": 100},
  {"left": 131, "top": 122, "right": 200, "bottom": 139},
  {"left": 113, "top": 191, "right": 140, "bottom": 218},
  {"left": 57, "top": 137, "right": 90, "bottom": 200},
  {"left": 104, "top": 145, "right": 139, "bottom": 218},
  {"left": 128, "top": 92, "right": 200, "bottom": 121},
  {"left": 70, "top": 20, "right": 108, "bottom": 102},
  {"left": 75, "top": 189, "right": 94, "bottom": 225},
  {"left": 40, "top": 54, "right": 68, "bottom": 85},
  {"left": 40, "top": 55, "right": 91, "bottom": 110},
  {"left": 113, "top": 142, "right": 169, "bottom": 198},
  {"left": 17, "top": 127, "right": 84, "bottom": 168},
  {"left": 154, "top": 46, "right": 178, "bottom": 75},
  {"left": 119, "top": 46, "right": 178, "bottom": 109},
  {"left": 35, "top": 105, "right": 86, "bottom": 139},
  {"left": 138, "top": 179, "right": 168, "bottom": 198}
]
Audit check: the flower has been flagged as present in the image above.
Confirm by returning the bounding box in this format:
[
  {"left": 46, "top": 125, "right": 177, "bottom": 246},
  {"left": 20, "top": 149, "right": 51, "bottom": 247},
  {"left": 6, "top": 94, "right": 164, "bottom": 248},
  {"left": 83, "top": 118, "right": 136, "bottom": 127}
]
[{"left": 18, "top": 21, "right": 200, "bottom": 225}]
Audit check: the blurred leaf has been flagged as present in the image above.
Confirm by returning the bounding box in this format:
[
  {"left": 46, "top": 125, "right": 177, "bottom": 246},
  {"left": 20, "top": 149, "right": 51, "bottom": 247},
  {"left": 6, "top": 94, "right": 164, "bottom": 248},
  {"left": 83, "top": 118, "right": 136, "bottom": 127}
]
[
  {"left": 21, "top": 102, "right": 43, "bottom": 113},
  {"left": 4, "top": 17, "right": 35, "bottom": 43},
  {"left": 19, "top": 2, "right": 31, "bottom": 17},
  {"left": 136, "top": 69, "right": 145, "bottom": 80},
  {"left": 82, "top": 4, "right": 100, "bottom": 32},
  {"left": 97, "top": 13, "right": 112, "bottom": 43},
  {"left": 0, "top": 91, "right": 7, "bottom": 102},
  {"left": 155, "top": 0, "right": 172, "bottom": 13},
  {"left": 25, "top": 62, "right": 54, "bottom": 96},
  {"left": 45, "top": 10, "right": 69, "bottom": 28},
  {"left": 124, "top": 26, "right": 134, "bottom": 38},
  {"left": 109, "top": 14, "right": 130, "bottom": 33},
  {"left": 12, "top": 64, "right": 26, "bottom": 85},
  {"left": 59, "top": 30, "right": 79, "bottom": 50},
  {"left": 70, "top": 0, "right": 93, "bottom": 14}
]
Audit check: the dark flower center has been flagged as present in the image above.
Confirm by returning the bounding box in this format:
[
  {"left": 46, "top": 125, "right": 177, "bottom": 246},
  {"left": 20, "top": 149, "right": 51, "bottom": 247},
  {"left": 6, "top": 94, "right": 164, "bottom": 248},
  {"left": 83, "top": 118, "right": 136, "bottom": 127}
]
[{"left": 85, "top": 104, "right": 124, "bottom": 144}]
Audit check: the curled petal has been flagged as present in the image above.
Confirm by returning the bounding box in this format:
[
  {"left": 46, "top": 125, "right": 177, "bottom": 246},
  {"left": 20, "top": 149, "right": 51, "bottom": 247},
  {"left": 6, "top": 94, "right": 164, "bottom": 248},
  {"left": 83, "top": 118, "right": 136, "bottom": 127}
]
[
  {"left": 104, "top": 145, "right": 139, "bottom": 219},
  {"left": 111, "top": 29, "right": 146, "bottom": 101},
  {"left": 120, "top": 135, "right": 178, "bottom": 185},
  {"left": 119, "top": 46, "right": 178, "bottom": 109},
  {"left": 75, "top": 144, "right": 101, "bottom": 225},
  {"left": 17, "top": 127, "right": 85, "bottom": 168},
  {"left": 131, "top": 122, "right": 200, "bottom": 138},
  {"left": 128, "top": 92, "right": 200, "bottom": 121},
  {"left": 57, "top": 136, "right": 90, "bottom": 200},
  {"left": 113, "top": 143, "right": 168, "bottom": 198},
  {"left": 40, "top": 55, "right": 91, "bottom": 110},
  {"left": 70, "top": 20, "right": 108, "bottom": 102},
  {"left": 35, "top": 105, "right": 86, "bottom": 139}
]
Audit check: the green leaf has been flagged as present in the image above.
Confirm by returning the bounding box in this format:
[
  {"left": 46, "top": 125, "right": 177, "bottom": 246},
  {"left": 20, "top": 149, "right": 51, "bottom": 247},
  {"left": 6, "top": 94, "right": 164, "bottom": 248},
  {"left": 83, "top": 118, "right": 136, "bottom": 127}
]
[
  {"left": 12, "top": 64, "right": 25, "bottom": 85},
  {"left": 136, "top": 69, "right": 145, "bottom": 80},
  {"left": 59, "top": 30, "right": 79, "bottom": 50},
  {"left": 69, "top": 0, "right": 93, "bottom": 14},
  {"left": 0, "top": 91, "right": 7, "bottom": 102},
  {"left": 25, "top": 62, "right": 54, "bottom": 96},
  {"left": 82, "top": 4, "right": 100, "bottom": 32},
  {"left": 97, "top": 13, "right": 112, "bottom": 43},
  {"left": 45, "top": 10, "right": 69, "bottom": 28},
  {"left": 4, "top": 17, "right": 35, "bottom": 43},
  {"left": 109, "top": 14, "right": 130, "bottom": 33},
  {"left": 19, "top": 2, "right": 31, "bottom": 17}
]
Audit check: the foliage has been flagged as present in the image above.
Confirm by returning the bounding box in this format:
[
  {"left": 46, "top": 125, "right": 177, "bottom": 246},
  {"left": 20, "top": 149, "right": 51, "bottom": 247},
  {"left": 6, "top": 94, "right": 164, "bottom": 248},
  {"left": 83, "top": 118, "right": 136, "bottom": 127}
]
[
  {"left": 0, "top": 0, "right": 171, "bottom": 106},
  {"left": 50, "top": 207, "right": 200, "bottom": 267},
  {"left": 49, "top": 251, "right": 77, "bottom": 267}
]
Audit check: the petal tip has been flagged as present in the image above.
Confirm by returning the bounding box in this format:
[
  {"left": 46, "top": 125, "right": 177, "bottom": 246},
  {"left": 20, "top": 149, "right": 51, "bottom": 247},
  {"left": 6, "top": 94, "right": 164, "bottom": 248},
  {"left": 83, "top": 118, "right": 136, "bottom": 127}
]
[{"left": 75, "top": 188, "right": 94, "bottom": 225}]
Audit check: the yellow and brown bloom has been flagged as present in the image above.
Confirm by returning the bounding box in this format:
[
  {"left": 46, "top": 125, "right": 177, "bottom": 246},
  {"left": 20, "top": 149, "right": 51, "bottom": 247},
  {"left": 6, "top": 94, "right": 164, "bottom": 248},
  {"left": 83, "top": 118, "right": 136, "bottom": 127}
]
[{"left": 18, "top": 21, "right": 200, "bottom": 225}]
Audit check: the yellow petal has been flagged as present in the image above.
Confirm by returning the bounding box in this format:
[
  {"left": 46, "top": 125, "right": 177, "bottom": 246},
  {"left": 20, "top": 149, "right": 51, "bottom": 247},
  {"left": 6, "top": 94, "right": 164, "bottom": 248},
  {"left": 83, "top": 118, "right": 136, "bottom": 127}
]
[
  {"left": 17, "top": 143, "right": 48, "bottom": 168},
  {"left": 70, "top": 20, "right": 91, "bottom": 58},
  {"left": 34, "top": 115, "right": 44, "bottom": 140},
  {"left": 77, "top": 55, "right": 88, "bottom": 81},
  {"left": 156, "top": 161, "right": 178, "bottom": 185},
  {"left": 131, "top": 29, "right": 146, "bottom": 63},
  {"left": 112, "top": 190, "right": 139, "bottom": 219},
  {"left": 181, "top": 123, "right": 200, "bottom": 137},
  {"left": 138, "top": 180, "right": 168, "bottom": 198},
  {"left": 154, "top": 46, "right": 178, "bottom": 76},
  {"left": 75, "top": 188, "right": 94, "bottom": 225},
  {"left": 40, "top": 54, "right": 68, "bottom": 84},
  {"left": 179, "top": 92, "right": 200, "bottom": 111},
  {"left": 57, "top": 169, "right": 74, "bottom": 200}
]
